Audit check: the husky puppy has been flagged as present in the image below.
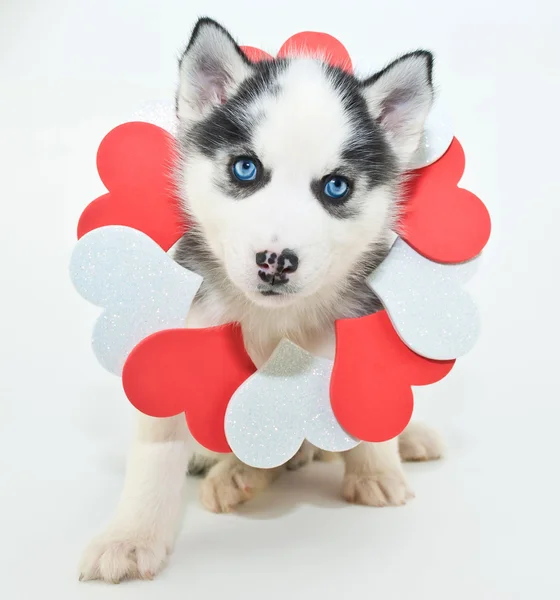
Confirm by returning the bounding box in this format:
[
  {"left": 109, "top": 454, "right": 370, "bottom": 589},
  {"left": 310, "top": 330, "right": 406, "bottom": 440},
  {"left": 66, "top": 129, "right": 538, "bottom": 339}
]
[{"left": 80, "top": 18, "right": 445, "bottom": 583}]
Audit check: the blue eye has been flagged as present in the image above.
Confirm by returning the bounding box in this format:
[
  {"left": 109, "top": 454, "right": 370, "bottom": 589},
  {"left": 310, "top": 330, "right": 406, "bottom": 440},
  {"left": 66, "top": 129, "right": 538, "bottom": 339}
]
[
  {"left": 232, "top": 157, "right": 258, "bottom": 182},
  {"left": 323, "top": 176, "right": 349, "bottom": 200}
]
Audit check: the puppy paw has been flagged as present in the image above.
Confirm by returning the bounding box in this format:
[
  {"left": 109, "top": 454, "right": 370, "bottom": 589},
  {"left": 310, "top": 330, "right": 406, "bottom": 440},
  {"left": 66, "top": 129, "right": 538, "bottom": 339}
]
[
  {"left": 79, "top": 527, "right": 169, "bottom": 583},
  {"left": 343, "top": 471, "right": 414, "bottom": 507},
  {"left": 399, "top": 422, "right": 445, "bottom": 462},
  {"left": 200, "top": 458, "right": 276, "bottom": 513}
]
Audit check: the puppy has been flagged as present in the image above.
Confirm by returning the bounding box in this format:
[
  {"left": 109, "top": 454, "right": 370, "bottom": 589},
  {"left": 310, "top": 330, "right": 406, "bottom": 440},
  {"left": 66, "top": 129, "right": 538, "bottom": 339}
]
[{"left": 80, "top": 17, "right": 445, "bottom": 583}]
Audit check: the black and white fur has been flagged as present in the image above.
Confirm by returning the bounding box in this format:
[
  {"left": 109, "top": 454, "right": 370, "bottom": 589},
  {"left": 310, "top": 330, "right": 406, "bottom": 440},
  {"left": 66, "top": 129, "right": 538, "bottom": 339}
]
[{"left": 80, "top": 18, "right": 445, "bottom": 583}]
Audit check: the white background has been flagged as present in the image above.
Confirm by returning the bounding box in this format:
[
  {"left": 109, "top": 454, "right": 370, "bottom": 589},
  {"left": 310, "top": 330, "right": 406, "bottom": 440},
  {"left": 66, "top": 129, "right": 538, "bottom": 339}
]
[{"left": 1, "top": 0, "right": 559, "bottom": 598}]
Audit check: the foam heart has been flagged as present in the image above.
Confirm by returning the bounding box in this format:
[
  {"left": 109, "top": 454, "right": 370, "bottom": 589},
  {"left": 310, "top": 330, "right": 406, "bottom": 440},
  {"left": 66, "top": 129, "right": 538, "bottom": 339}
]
[
  {"left": 331, "top": 310, "right": 454, "bottom": 442},
  {"left": 368, "top": 237, "right": 480, "bottom": 360},
  {"left": 407, "top": 96, "right": 454, "bottom": 170},
  {"left": 130, "top": 100, "right": 178, "bottom": 136},
  {"left": 77, "top": 122, "right": 185, "bottom": 251},
  {"left": 277, "top": 31, "right": 353, "bottom": 73},
  {"left": 240, "top": 45, "right": 274, "bottom": 62},
  {"left": 70, "top": 225, "right": 202, "bottom": 375},
  {"left": 400, "top": 137, "right": 491, "bottom": 264},
  {"left": 225, "top": 340, "right": 359, "bottom": 468},
  {"left": 122, "top": 324, "right": 256, "bottom": 453}
]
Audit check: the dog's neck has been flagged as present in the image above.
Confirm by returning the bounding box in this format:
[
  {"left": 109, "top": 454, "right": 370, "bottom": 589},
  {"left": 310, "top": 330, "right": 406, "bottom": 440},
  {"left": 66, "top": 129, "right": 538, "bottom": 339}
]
[{"left": 194, "top": 277, "right": 365, "bottom": 354}]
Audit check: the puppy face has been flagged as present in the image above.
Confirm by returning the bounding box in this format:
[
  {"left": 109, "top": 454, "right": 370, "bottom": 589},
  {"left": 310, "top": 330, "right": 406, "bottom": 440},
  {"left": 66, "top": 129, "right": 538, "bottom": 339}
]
[{"left": 176, "top": 19, "right": 433, "bottom": 309}]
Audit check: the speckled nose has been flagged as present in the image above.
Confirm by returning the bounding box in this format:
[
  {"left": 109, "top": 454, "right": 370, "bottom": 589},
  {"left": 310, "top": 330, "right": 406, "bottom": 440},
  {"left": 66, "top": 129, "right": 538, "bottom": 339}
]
[{"left": 255, "top": 249, "right": 299, "bottom": 285}]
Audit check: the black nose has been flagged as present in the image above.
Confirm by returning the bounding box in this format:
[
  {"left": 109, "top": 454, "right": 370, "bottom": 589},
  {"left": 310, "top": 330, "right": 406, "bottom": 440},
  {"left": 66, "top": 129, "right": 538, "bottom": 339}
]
[{"left": 256, "top": 249, "right": 299, "bottom": 285}]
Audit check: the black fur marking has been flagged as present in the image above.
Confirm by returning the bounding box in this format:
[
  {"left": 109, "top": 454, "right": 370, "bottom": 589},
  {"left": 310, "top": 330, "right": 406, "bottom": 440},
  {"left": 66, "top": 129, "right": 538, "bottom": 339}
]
[
  {"left": 190, "top": 111, "right": 252, "bottom": 157},
  {"left": 296, "top": 65, "right": 398, "bottom": 219},
  {"left": 327, "top": 66, "right": 397, "bottom": 189},
  {"left": 184, "top": 60, "right": 287, "bottom": 160},
  {"left": 181, "top": 59, "right": 284, "bottom": 201}
]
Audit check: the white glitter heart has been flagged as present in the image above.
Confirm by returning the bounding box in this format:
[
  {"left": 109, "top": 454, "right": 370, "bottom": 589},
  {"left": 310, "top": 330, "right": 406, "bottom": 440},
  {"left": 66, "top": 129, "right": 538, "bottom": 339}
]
[
  {"left": 368, "top": 237, "right": 480, "bottom": 360},
  {"left": 130, "top": 100, "right": 178, "bottom": 135},
  {"left": 70, "top": 225, "right": 202, "bottom": 375},
  {"left": 408, "top": 97, "right": 454, "bottom": 170},
  {"left": 225, "top": 339, "right": 359, "bottom": 469}
]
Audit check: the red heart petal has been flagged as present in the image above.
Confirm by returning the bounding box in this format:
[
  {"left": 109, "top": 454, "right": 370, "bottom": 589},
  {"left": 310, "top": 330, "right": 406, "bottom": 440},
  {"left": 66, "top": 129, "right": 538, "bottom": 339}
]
[
  {"left": 331, "top": 311, "right": 454, "bottom": 442},
  {"left": 96, "top": 121, "right": 174, "bottom": 192},
  {"left": 278, "top": 32, "right": 353, "bottom": 73},
  {"left": 333, "top": 371, "right": 413, "bottom": 443},
  {"left": 408, "top": 137, "right": 466, "bottom": 187},
  {"left": 122, "top": 325, "right": 256, "bottom": 453},
  {"left": 399, "top": 138, "right": 491, "bottom": 263},
  {"left": 401, "top": 186, "right": 491, "bottom": 264},
  {"left": 241, "top": 45, "right": 274, "bottom": 62},
  {"left": 77, "top": 122, "right": 185, "bottom": 251}
]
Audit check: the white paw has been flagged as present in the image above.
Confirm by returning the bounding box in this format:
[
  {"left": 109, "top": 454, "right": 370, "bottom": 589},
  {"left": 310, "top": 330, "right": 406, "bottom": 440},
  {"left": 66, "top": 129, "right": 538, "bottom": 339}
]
[
  {"left": 79, "top": 527, "right": 169, "bottom": 583},
  {"left": 399, "top": 422, "right": 445, "bottom": 462},
  {"left": 200, "top": 458, "right": 276, "bottom": 513},
  {"left": 343, "top": 470, "right": 414, "bottom": 507}
]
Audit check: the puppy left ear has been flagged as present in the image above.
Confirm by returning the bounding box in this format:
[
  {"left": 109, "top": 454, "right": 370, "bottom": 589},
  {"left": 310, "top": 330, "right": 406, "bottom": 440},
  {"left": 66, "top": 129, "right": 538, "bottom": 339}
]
[
  {"left": 176, "top": 18, "right": 254, "bottom": 124},
  {"left": 362, "top": 51, "right": 434, "bottom": 167}
]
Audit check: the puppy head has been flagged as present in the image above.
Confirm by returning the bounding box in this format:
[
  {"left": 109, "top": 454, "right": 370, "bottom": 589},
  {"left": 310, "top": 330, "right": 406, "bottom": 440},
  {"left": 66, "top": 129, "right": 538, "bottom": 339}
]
[{"left": 175, "top": 18, "right": 433, "bottom": 309}]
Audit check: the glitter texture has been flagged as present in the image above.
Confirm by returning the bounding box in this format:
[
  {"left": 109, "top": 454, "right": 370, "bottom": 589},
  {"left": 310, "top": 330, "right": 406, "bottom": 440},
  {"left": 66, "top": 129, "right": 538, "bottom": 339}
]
[
  {"left": 70, "top": 225, "right": 202, "bottom": 375},
  {"left": 368, "top": 237, "right": 480, "bottom": 360},
  {"left": 408, "top": 98, "right": 454, "bottom": 169},
  {"left": 131, "top": 100, "right": 178, "bottom": 136},
  {"left": 225, "top": 339, "right": 359, "bottom": 469}
]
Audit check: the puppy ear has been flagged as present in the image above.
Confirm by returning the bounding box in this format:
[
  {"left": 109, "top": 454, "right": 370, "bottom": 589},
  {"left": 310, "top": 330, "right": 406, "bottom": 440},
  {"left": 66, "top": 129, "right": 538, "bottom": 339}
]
[
  {"left": 176, "top": 18, "right": 254, "bottom": 123},
  {"left": 362, "top": 51, "right": 434, "bottom": 166}
]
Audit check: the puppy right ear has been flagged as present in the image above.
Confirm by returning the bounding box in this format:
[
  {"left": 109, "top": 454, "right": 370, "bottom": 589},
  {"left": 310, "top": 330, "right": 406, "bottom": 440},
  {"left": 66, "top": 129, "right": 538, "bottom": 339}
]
[
  {"left": 362, "top": 51, "right": 434, "bottom": 167},
  {"left": 176, "top": 18, "right": 254, "bottom": 123}
]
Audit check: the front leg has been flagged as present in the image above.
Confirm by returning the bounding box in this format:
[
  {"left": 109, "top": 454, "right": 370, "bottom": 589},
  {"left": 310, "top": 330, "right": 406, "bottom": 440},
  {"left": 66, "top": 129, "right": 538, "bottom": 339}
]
[
  {"left": 305, "top": 328, "right": 415, "bottom": 507},
  {"left": 79, "top": 414, "right": 190, "bottom": 583},
  {"left": 342, "top": 439, "right": 414, "bottom": 507}
]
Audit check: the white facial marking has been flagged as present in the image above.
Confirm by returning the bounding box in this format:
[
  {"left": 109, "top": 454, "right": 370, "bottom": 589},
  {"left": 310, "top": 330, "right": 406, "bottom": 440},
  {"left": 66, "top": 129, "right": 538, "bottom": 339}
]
[{"left": 182, "top": 59, "right": 395, "bottom": 311}]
